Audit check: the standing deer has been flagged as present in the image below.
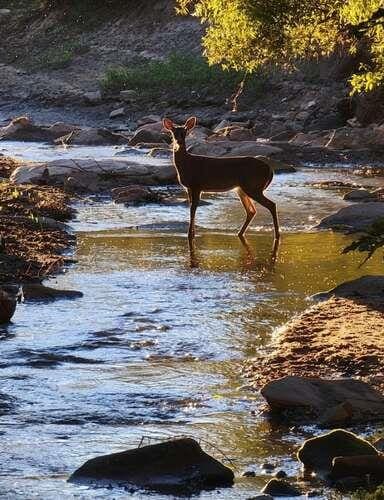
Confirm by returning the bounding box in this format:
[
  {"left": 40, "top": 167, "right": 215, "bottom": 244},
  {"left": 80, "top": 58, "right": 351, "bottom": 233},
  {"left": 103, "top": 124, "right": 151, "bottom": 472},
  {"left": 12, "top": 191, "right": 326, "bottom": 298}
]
[{"left": 163, "top": 117, "right": 280, "bottom": 245}]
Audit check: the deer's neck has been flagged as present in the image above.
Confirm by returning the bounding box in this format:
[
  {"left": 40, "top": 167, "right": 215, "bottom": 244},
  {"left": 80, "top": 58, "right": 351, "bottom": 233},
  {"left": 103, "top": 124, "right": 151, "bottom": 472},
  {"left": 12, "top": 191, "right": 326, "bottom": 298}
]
[{"left": 172, "top": 143, "right": 190, "bottom": 173}]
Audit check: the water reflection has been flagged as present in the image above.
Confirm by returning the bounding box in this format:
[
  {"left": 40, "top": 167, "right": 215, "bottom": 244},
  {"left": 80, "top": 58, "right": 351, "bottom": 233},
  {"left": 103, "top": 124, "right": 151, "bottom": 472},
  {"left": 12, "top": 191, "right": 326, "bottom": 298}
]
[{"left": 0, "top": 198, "right": 383, "bottom": 498}]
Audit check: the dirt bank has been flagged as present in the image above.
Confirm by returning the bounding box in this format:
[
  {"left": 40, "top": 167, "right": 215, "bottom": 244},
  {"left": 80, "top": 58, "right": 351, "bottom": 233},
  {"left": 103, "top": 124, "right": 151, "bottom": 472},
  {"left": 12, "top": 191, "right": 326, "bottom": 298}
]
[
  {"left": 0, "top": 161, "right": 74, "bottom": 283},
  {"left": 242, "top": 294, "right": 384, "bottom": 393}
]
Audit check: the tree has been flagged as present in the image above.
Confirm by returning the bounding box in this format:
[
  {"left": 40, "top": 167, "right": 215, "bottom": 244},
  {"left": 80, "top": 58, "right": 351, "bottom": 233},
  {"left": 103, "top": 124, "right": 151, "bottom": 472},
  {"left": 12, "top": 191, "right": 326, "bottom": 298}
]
[{"left": 177, "top": 0, "right": 384, "bottom": 92}]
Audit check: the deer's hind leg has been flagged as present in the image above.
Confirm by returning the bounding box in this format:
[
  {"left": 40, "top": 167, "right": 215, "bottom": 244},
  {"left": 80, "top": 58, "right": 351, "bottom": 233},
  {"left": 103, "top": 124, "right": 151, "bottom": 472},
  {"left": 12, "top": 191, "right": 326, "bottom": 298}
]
[
  {"left": 237, "top": 188, "right": 257, "bottom": 237},
  {"left": 246, "top": 190, "right": 280, "bottom": 241}
]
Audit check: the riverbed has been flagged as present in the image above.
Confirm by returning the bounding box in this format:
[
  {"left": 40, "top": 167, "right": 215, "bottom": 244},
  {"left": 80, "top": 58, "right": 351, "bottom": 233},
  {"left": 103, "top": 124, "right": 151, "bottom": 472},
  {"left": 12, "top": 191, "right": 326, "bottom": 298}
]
[{"left": 0, "top": 143, "right": 383, "bottom": 498}]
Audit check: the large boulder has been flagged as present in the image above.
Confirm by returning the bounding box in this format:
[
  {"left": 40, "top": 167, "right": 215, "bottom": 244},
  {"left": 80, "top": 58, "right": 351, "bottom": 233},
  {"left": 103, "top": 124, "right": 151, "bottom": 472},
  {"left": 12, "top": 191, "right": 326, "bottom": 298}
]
[
  {"left": 129, "top": 122, "right": 170, "bottom": 146},
  {"left": 69, "top": 438, "right": 234, "bottom": 495},
  {"left": 317, "top": 202, "right": 384, "bottom": 232},
  {"left": 326, "top": 125, "right": 384, "bottom": 150},
  {"left": 261, "top": 376, "right": 384, "bottom": 426},
  {"left": 291, "top": 124, "right": 384, "bottom": 150},
  {"left": 297, "top": 430, "right": 378, "bottom": 473},
  {"left": 0, "top": 117, "right": 77, "bottom": 142},
  {"left": 10, "top": 158, "right": 176, "bottom": 191},
  {"left": 313, "top": 275, "right": 384, "bottom": 301}
]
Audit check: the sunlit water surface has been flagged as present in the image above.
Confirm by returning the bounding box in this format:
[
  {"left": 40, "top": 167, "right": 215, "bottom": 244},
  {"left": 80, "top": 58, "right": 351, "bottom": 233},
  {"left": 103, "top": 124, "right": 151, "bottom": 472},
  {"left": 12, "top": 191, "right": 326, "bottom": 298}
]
[{"left": 0, "top": 142, "right": 383, "bottom": 499}]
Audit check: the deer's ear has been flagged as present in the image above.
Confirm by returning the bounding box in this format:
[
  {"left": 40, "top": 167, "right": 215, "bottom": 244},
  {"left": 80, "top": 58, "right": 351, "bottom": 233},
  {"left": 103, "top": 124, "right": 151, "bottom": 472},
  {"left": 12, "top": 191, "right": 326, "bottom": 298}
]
[
  {"left": 185, "top": 116, "right": 197, "bottom": 130},
  {"left": 162, "top": 118, "right": 174, "bottom": 131}
]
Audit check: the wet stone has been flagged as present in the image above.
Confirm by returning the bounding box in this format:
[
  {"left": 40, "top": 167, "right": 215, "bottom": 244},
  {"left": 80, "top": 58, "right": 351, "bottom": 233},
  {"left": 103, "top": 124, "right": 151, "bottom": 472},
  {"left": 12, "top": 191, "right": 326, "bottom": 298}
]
[
  {"left": 69, "top": 437, "right": 234, "bottom": 495},
  {"left": 297, "top": 429, "right": 378, "bottom": 474},
  {"left": 275, "top": 470, "right": 287, "bottom": 479},
  {"left": 261, "top": 478, "right": 302, "bottom": 497},
  {"left": 242, "top": 470, "right": 256, "bottom": 477}
]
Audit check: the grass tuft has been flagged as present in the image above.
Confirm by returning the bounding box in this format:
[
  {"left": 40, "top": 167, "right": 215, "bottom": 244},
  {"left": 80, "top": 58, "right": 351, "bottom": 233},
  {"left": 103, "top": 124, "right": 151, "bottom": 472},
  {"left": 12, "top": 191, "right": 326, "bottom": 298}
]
[{"left": 100, "top": 53, "right": 264, "bottom": 102}]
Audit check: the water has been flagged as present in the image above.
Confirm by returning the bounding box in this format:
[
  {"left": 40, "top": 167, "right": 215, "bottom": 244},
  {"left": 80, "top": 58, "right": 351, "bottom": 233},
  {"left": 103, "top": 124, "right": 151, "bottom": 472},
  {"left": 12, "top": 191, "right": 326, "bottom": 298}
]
[{"left": 0, "top": 142, "right": 383, "bottom": 499}]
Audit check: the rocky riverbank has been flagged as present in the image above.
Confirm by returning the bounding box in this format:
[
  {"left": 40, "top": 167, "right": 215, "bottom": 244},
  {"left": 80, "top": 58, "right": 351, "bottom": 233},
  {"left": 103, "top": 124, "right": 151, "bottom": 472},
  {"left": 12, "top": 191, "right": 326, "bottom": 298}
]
[
  {"left": 243, "top": 276, "right": 384, "bottom": 392},
  {"left": 0, "top": 156, "right": 80, "bottom": 321}
]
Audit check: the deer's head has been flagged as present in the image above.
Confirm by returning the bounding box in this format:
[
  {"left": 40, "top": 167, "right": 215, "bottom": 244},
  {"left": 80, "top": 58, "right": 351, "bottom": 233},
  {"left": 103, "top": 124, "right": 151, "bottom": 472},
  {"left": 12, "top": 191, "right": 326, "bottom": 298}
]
[{"left": 163, "top": 117, "right": 197, "bottom": 151}]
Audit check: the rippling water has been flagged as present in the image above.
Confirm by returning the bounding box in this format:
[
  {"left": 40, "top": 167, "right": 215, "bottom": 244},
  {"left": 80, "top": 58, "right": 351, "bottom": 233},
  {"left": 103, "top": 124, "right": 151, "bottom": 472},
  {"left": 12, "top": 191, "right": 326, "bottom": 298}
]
[{"left": 0, "top": 142, "right": 383, "bottom": 498}]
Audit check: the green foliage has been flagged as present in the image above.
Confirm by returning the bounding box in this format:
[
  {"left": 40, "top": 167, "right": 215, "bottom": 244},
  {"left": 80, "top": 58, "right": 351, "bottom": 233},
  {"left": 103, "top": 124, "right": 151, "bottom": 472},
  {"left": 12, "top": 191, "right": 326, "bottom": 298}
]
[
  {"left": 343, "top": 217, "right": 384, "bottom": 266},
  {"left": 101, "top": 53, "right": 263, "bottom": 100},
  {"left": 35, "top": 41, "right": 87, "bottom": 69},
  {"left": 177, "top": 0, "right": 384, "bottom": 92}
]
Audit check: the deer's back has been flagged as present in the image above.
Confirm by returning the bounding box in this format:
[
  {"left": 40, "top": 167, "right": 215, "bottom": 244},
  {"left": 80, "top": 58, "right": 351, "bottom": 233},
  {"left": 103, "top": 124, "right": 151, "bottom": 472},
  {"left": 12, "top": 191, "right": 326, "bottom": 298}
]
[{"left": 177, "top": 154, "right": 272, "bottom": 191}]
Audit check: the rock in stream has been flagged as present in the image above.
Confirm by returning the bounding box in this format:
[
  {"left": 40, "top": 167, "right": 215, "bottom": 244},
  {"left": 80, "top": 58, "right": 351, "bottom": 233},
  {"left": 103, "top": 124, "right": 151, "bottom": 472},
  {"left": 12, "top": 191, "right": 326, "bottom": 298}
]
[{"left": 69, "top": 437, "right": 234, "bottom": 495}]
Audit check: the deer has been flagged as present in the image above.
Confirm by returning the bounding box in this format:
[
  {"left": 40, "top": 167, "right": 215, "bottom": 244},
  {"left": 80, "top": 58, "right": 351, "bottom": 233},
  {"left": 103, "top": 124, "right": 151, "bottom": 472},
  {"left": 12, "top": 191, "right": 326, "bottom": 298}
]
[{"left": 163, "top": 117, "right": 280, "bottom": 245}]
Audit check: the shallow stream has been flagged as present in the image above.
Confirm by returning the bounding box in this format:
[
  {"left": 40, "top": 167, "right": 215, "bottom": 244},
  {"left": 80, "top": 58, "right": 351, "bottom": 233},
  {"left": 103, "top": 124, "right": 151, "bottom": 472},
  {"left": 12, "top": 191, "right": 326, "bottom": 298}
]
[{"left": 0, "top": 142, "right": 383, "bottom": 499}]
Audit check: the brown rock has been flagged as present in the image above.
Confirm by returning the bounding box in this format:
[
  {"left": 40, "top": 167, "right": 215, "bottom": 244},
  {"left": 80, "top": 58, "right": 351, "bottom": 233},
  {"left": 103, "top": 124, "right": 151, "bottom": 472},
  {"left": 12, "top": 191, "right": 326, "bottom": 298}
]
[
  {"left": 261, "top": 376, "right": 384, "bottom": 426},
  {"left": 0, "top": 289, "right": 17, "bottom": 323},
  {"left": 129, "top": 122, "right": 170, "bottom": 146},
  {"left": 69, "top": 438, "right": 234, "bottom": 495},
  {"left": 331, "top": 455, "right": 384, "bottom": 479},
  {"left": 298, "top": 430, "right": 378, "bottom": 473}
]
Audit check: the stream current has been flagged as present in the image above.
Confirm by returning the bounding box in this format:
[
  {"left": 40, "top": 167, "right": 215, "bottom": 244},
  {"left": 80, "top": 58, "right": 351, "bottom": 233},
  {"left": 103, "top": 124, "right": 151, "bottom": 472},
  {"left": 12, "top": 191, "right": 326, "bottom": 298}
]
[{"left": 0, "top": 142, "right": 383, "bottom": 499}]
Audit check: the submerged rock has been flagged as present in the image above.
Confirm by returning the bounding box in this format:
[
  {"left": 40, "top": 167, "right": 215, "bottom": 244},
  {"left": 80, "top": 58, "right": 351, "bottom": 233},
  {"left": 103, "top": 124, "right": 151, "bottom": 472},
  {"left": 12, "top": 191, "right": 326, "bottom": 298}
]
[
  {"left": 261, "top": 376, "right": 384, "bottom": 426},
  {"left": 111, "top": 185, "right": 164, "bottom": 205},
  {"left": 313, "top": 275, "right": 384, "bottom": 301},
  {"left": 317, "top": 202, "right": 384, "bottom": 232},
  {"left": 69, "top": 437, "right": 234, "bottom": 494},
  {"left": 261, "top": 479, "right": 302, "bottom": 497},
  {"left": 297, "top": 429, "right": 378, "bottom": 473}
]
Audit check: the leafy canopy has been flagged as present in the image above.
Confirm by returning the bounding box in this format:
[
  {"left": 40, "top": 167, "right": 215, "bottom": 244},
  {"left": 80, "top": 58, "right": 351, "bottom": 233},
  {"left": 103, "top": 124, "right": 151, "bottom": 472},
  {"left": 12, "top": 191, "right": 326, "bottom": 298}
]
[{"left": 177, "top": 0, "right": 384, "bottom": 92}]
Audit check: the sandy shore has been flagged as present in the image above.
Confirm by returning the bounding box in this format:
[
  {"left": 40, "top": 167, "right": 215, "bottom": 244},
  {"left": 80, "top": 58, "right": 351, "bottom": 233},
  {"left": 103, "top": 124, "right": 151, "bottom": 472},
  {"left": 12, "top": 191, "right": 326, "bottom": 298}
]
[{"left": 243, "top": 294, "right": 384, "bottom": 392}]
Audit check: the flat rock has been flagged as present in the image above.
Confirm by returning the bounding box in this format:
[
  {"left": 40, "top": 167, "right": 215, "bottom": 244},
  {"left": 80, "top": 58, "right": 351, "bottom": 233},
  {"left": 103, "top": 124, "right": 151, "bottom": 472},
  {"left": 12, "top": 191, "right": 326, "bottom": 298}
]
[
  {"left": 261, "top": 376, "right": 384, "bottom": 426},
  {"left": 69, "top": 437, "right": 234, "bottom": 495},
  {"left": 313, "top": 275, "right": 384, "bottom": 301},
  {"left": 317, "top": 202, "right": 384, "bottom": 232},
  {"left": 10, "top": 158, "right": 176, "bottom": 191},
  {"left": 297, "top": 429, "right": 378, "bottom": 474},
  {"left": 22, "top": 284, "right": 83, "bottom": 302}
]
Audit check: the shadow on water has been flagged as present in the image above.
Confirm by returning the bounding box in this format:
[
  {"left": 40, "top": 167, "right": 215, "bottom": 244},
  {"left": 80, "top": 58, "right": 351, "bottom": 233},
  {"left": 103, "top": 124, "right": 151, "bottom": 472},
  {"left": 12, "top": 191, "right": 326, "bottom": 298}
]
[{"left": 189, "top": 235, "right": 280, "bottom": 273}]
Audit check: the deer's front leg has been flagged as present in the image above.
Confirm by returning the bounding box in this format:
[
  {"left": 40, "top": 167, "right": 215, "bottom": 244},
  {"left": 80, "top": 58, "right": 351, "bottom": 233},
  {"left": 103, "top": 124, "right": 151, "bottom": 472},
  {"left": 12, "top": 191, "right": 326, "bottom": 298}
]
[{"left": 188, "top": 190, "right": 200, "bottom": 241}]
